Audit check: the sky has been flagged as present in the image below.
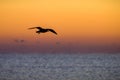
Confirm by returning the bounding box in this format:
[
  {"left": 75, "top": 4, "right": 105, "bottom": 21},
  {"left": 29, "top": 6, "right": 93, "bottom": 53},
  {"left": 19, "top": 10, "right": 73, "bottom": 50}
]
[{"left": 0, "top": 0, "right": 120, "bottom": 53}]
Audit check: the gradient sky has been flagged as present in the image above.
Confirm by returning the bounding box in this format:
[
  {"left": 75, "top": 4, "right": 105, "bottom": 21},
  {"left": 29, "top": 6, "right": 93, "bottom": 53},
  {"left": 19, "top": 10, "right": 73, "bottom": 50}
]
[{"left": 0, "top": 0, "right": 120, "bottom": 53}]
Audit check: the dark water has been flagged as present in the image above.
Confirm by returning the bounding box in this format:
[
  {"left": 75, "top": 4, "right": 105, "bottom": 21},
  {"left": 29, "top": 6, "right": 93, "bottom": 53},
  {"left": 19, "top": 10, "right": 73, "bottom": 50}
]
[{"left": 0, "top": 53, "right": 120, "bottom": 80}]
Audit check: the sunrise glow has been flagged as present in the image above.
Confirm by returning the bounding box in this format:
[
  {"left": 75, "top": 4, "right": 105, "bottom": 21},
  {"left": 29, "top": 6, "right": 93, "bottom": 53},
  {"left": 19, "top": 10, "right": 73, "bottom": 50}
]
[{"left": 0, "top": 0, "right": 120, "bottom": 53}]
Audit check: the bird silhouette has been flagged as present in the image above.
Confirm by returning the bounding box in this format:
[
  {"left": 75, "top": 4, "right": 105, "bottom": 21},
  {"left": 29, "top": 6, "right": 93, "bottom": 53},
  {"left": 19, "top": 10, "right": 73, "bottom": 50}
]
[{"left": 28, "top": 27, "right": 57, "bottom": 35}]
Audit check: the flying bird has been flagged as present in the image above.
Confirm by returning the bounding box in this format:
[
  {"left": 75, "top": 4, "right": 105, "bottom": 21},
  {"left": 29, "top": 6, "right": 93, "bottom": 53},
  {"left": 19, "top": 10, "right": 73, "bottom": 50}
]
[{"left": 28, "top": 27, "right": 57, "bottom": 35}]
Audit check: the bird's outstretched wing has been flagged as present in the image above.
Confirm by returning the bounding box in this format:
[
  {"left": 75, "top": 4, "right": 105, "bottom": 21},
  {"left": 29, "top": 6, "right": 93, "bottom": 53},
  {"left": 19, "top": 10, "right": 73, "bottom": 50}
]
[
  {"left": 48, "top": 29, "right": 57, "bottom": 35},
  {"left": 28, "top": 27, "right": 42, "bottom": 30}
]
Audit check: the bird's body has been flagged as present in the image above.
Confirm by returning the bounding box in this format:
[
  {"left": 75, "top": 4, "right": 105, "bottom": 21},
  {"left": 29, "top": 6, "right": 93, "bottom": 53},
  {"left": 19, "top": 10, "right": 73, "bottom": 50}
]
[{"left": 28, "top": 27, "right": 57, "bottom": 35}]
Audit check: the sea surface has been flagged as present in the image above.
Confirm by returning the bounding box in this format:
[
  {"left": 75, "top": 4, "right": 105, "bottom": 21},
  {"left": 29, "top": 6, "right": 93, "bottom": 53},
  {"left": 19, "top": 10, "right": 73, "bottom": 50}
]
[{"left": 0, "top": 53, "right": 120, "bottom": 80}]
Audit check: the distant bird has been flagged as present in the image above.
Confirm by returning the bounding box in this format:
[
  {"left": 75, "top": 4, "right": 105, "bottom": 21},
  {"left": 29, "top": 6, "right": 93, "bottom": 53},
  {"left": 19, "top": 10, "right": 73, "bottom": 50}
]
[
  {"left": 14, "top": 39, "right": 25, "bottom": 43},
  {"left": 28, "top": 27, "right": 57, "bottom": 35}
]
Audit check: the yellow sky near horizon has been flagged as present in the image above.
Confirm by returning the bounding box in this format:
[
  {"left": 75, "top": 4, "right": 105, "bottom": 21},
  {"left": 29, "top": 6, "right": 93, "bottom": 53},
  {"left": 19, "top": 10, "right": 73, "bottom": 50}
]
[{"left": 0, "top": 0, "right": 120, "bottom": 45}]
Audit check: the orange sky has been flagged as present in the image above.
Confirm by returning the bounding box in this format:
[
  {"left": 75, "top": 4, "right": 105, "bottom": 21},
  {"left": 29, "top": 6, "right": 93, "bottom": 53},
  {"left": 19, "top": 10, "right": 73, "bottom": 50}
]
[{"left": 0, "top": 0, "right": 120, "bottom": 53}]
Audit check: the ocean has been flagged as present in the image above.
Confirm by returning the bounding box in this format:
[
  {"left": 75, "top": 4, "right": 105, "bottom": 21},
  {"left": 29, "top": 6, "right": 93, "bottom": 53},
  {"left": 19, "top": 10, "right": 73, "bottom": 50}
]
[{"left": 0, "top": 53, "right": 120, "bottom": 80}]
